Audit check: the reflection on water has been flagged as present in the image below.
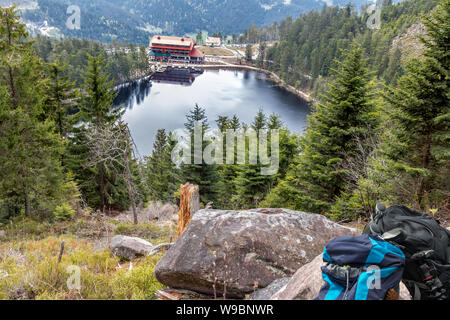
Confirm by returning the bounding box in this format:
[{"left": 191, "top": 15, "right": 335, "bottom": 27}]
[
  {"left": 114, "top": 77, "right": 152, "bottom": 109},
  {"left": 115, "top": 69, "right": 310, "bottom": 156},
  {"left": 150, "top": 68, "right": 202, "bottom": 86}
]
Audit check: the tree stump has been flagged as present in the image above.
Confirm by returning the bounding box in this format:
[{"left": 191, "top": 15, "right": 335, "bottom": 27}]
[{"left": 177, "top": 183, "right": 200, "bottom": 238}]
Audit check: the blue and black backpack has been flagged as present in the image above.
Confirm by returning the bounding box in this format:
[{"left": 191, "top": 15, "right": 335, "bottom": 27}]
[
  {"left": 316, "top": 234, "right": 405, "bottom": 300},
  {"left": 364, "top": 204, "right": 450, "bottom": 300}
]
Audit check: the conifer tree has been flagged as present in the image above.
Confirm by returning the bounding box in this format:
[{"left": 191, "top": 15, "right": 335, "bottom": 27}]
[
  {"left": 257, "top": 42, "right": 266, "bottom": 68},
  {"left": 79, "top": 53, "right": 122, "bottom": 126},
  {"left": 0, "top": 6, "right": 65, "bottom": 216},
  {"left": 236, "top": 109, "right": 276, "bottom": 208},
  {"left": 229, "top": 115, "right": 241, "bottom": 130},
  {"left": 380, "top": 0, "right": 449, "bottom": 209},
  {"left": 216, "top": 115, "right": 242, "bottom": 209},
  {"left": 245, "top": 44, "right": 253, "bottom": 62},
  {"left": 70, "top": 53, "right": 123, "bottom": 211},
  {"left": 263, "top": 43, "right": 377, "bottom": 213},
  {"left": 145, "top": 129, "right": 180, "bottom": 202},
  {"left": 216, "top": 115, "right": 230, "bottom": 132},
  {"left": 44, "top": 59, "right": 79, "bottom": 140},
  {"left": 180, "top": 104, "right": 219, "bottom": 205}
]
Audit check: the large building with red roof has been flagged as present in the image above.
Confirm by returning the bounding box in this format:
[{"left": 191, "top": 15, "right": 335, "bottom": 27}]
[{"left": 148, "top": 35, "right": 205, "bottom": 64}]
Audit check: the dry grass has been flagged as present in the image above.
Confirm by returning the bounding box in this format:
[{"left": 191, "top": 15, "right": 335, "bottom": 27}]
[
  {"left": 115, "top": 201, "right": 177, "bottom": 224},
  {"left": 0, "top": 236, "right": 164, "bottom": 299},
  {"left": 0, "top": 202, "right": 179, "bottom": 300},
  {"left": 197, "top": 46, "right": 234, "bottom": 56}
]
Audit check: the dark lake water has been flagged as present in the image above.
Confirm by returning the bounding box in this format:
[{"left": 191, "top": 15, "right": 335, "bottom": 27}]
[{"left": 114, "top": 69, "right": 310, "bottom": 156}]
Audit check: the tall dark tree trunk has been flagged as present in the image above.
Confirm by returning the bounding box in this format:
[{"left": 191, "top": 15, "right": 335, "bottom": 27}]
[
  {"left": 24, "top": 183, "right": 31, "bottom": 216},
  {"left": 8, "top": 66, "right": 18, "bottom": 109},
  {"left": 98, "top": 164, "right": 106, "bottom": 213},
  {"left": 125, "top": 147, "right": 138, "bottom": 224}
]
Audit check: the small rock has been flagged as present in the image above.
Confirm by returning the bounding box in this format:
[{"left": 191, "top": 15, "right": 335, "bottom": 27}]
[
  {"left": 249, "top": 278, "right": 290, "bottom": 300},
  {"left": 149, "top": 242, "right": 174, "bottom": 255},
  {"left": 0, "top": 230, "right": 6, "bottom": 238},
  {"left": 9, "top": 285, "right": 35, "bottom": 300},
  {"left": 110, "top": 235, "right": 154, "bottom": 260},
  {"left": 156, "top": 288, "right": 212, "bottom": 300}
]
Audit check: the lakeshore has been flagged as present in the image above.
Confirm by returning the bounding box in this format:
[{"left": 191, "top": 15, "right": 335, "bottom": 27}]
[
  {"left": 117, "top": 69, "right": 310, "bottom": 156},
  {"left": 148, "top": 61, "right": 313, "bottom": 103}
]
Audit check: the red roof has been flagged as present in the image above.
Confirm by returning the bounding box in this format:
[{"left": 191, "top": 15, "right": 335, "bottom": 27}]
[
  {"left": 150, "top": 35, "right": 194, "bottom": 49},
  {"left": 189, "top": 47, "right": 205, "bottom": 58}
]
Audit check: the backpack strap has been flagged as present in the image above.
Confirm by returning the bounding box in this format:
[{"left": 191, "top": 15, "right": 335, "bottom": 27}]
[
  {"left": 367, "top": 203, "right": 387, "bottom": 235},
  {"left": 403, "top": 280, "right": 427, "bottom": 300}
]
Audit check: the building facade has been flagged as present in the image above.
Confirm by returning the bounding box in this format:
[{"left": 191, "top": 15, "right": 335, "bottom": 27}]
[
  {"left": 206, "top": 37, "right": 221, "bottom": 47},
  {"left": 148, "top": 35, "right": 205, "bottom": 63}
]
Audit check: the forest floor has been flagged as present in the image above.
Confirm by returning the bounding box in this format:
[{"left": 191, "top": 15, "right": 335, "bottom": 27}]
[
  {"left": 1, "top": 205, "right": 448, "bottom": 300},
  {"left": 0, "top": 204, "right": 178, "bottom": 300}
]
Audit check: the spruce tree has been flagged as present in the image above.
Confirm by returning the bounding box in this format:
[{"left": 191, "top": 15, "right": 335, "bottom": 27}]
[
  {"left": 145, "top": 129, "right": 180, "bottom": 202},
  {"left": 236, "top": 109, "right": 276, "bottom": 208},
  {"left": 180, "top": 104, "right": 219, "bottom": 205},
  {"left": 216, "top": 115, "right": 242, "bottom": 209},
  {"left": 216, "top": 115, "right": 230, "bottom": 132},
  {"left": 70, "top": 53, "right": 123, "bottom": 211},
  {"left": 245, "top": 44, "right": 253, "bottom": 62},
  {"left": 263, "top": 43, "right": 377, "bottom": 213},
  {"left": 0, "top": 6, "right": 65, "bottom": 216},
  {"left": 44, "top": 59, "right": 79, "bottom": 140},
  {"left": 380, "top": 0, "right": 449, "bottom": 209},
  {"left": 266, "top": 113, "right": 300, "bottom": 179},
  {"left": 79, "top": 53, "right": 122, "bottom": 126},
  {"left": 229, "top": 115, "right": 241, "bottom": 130}
]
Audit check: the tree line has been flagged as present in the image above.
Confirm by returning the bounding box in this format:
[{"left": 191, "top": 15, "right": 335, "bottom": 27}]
[
  {"left": 32, "top": 35, "right": 149, "bottom": 86},
  {"left": 0, "top": 7, "right": 146, "bottom": 222},
  {"left": 0, "top": 0, "right": 448, "bottom": 223},
  {"left": 263, "top": 0, "right": 436, "bottom": 98},
  {"left": 144, "top": 105, "right": 300, "bottom": 210},
  {"left": 261, "top": 0, "right": 449, "bottom": 219},
  {"left": 147, "top": 0, "right": 449, "bottom": 220}
]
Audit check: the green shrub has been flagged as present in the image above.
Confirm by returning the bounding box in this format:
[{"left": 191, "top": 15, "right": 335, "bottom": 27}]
[{"left": 53, "top": 204, "right": 76, "bottom": 221}]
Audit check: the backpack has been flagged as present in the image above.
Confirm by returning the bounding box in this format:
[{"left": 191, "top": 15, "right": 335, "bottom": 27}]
[
  {"left": 316, "top": 234, "right": 405, "bottom": 300},
  {"left": 363, "top": 204, "right": 450, "bottom": 300}
]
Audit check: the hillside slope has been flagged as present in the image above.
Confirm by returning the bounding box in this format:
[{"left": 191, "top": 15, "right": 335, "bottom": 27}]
[{"left": 2, "top": 0, "right": 369, "bottom": 43}]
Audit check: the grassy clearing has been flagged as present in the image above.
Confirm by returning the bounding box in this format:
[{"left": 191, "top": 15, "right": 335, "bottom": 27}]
[
  {"left": 0, "top": 236, "right": 165, "bottom": 299},
  {"left": 115, "top": 222, "right": 176, "bottom": 245},
  {"left": 0, "top": 209, "right": 177, "bottom": 300},
  {"left": 197, "top": 46, "right": 234, "bottom": 56}
]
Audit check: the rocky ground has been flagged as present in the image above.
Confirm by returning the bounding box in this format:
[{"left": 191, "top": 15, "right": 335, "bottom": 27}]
[{"left": 1, "top": 205, "right": 447, "bottom": 300}]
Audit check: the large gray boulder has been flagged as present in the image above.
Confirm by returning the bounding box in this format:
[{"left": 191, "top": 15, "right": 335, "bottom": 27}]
[
  {"left": 270, "top": 254, "right": 327, "bottom": 300},
  {"left": 110, "top": 235, "right": 154, "bottom": 260},
  {"left": 154, "top": 208, "right": 359, "bottom": 298}
]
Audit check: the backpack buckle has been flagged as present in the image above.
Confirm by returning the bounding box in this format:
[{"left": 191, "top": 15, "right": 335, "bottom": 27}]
[{"left": 411, "top": 250, "right": 434, "bottom": 261}]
